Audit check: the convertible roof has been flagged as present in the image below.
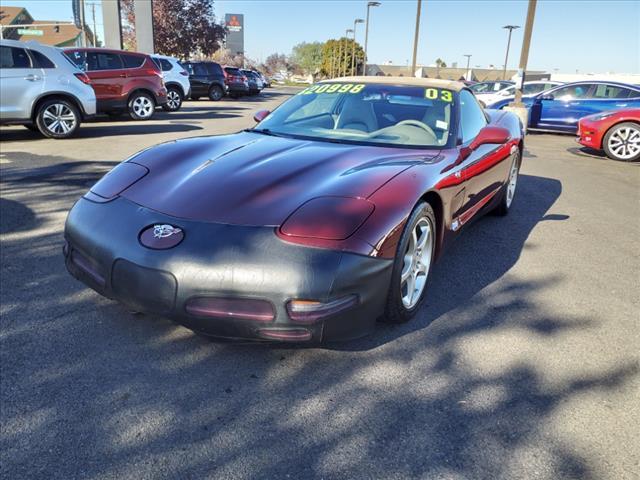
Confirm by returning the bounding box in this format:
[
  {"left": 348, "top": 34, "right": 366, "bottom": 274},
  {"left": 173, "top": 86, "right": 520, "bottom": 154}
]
[{"left": 325, "top": 76, "right": 465, "bottom": 92}]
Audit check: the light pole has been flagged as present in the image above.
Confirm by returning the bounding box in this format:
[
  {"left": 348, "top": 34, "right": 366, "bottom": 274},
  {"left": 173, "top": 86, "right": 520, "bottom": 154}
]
[
  {"left": 410, "top": 0, "right": 422, "bottom": 77},
  {"left": 502, "top": 24, "right": 520, "bottom": 80},
  {"left": 344, "top": 29, "right": 353, "bottom": 77},
  {"left": 363, "top": 2, "right": 381, "bottom": 76},
  {"left": 351, "top": 19, "right": 364, "bottom": 76},
  {"left": 513, "top": 1, "right": 536, "bottom": 106},
  {"left": 463, "top": 54, "right": 472, "bottom": 81}
]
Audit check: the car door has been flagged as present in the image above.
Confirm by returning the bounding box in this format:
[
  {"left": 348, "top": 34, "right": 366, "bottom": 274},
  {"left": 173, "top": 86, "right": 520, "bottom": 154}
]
[
  {"left": 84, "top": 51, "right": 125, "bottom": 105},
  {"left": 0, "top": 45, "right": 44, "bottom": 120},
  {"left": 581, "top": 83, "right": 640, "bottom": 116},
  {"left": 186, "top": 63, "right": 209, "bottom": 96},
  {"left": 531, "top": 84, "right": 592, "bottom": 132},
  {"left": 453, "top": 90, "right": 511, "bottom": 228}
]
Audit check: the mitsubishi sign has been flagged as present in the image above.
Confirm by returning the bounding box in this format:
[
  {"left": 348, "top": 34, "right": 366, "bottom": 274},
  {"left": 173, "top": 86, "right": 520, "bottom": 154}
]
[{"left": 225, "top": 14, "right": 244, "bottom": 56}]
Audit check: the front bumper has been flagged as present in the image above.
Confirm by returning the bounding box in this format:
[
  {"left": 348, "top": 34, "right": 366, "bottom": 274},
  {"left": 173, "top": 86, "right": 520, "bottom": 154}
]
[
  {"left": 227, "top": 83, "right": 250, "bottom": 94},
  {"left": 64, "top": 197, "right": 393, "bottom": 343},
  {"left": 576, "top": 120, "right": 600, "bottom": 150}
]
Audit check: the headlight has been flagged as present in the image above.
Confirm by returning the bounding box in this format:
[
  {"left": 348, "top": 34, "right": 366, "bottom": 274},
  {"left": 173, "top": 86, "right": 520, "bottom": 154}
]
[
  {"left": 87, "top": 162, "right": 148, "bottom": 200},
  {"left": 593, "top": 112, "right": 615, "bottom": 121},
  {"left": 280, "top": 196, "right": 374, "bottom": 240}
]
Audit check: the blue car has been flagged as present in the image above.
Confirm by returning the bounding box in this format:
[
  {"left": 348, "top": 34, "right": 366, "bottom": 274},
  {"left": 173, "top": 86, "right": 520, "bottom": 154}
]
[{"left": 486, "top": 81, "right": 640, "bottom": 133}]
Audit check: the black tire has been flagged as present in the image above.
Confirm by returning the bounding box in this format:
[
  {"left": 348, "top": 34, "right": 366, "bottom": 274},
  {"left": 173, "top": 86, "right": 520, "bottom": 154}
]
[
  {"left": 128, "top": 92, "right": 155, "bottom": 120},
  {"left": 34, "top": 98, "right": 81, "bottom": 139},
  {"left": 493, "top": 150, "right": 521, "bottom": 216},
  {"left": 383, "top": 201, "right": 437, "bottom": 324},
  {"left": 162, "top": 87, "right": 183, "bottom": 111},
  {"left": 208, "top": 85, "right": 224, "bottom": 101},
  {"left": 602, "top": 122, "right": 640, "bottom": 162}
]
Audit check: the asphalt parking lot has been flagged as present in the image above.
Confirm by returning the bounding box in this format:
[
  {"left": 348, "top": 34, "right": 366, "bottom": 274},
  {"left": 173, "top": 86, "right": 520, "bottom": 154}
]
[{"left": 1, "top": 87, "right": 639, "bottom": 480}]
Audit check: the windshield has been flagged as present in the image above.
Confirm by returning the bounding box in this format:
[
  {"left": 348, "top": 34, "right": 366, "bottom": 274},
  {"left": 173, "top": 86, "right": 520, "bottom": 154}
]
[
  {"left": 255, "top": 82, "right": 455, "bottom": 148},
  {"left": 469, "top": 83, "right": 493, "bottom": 93}
]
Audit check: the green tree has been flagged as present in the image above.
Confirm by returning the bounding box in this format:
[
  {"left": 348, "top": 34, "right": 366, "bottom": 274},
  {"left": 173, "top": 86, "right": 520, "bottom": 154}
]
[
  {"left": 290, "top": 41, "right": 324, "bottom": 75},
  {"left": 120, "top": 0, "right": 225, "bottom": 58},
  {"left": 320, "top": 38, "right": 364, "bottom": 78},
  {"left": 435, "top": 58, "right": 447, "bottom": 68}
]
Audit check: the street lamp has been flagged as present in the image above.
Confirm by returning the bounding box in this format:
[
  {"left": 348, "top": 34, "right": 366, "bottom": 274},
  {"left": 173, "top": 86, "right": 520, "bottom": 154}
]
[
  {"left": 463, "top": 54, "right": 472, "bottom": 81},
  {"left": 363, "top": 2, "right": 381, "bottom": 76},
  {"left": 344, "top": 29, "right": 353, "bottom": 77},
  {"left": 502, "top": 24, "right": 520, "bottom": 80},
  {"left": 351, "top": 19, "right": 364, "bottom": 76}
]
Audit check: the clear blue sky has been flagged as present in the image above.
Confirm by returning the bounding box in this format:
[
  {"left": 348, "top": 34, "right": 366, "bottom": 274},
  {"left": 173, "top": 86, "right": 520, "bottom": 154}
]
[{"left": 13, "top": 0, "right": 640, "bottom": 73}]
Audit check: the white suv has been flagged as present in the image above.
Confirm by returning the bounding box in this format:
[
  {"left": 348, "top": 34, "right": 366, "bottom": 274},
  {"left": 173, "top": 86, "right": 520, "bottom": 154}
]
[
  {"left": 0, "top": 39, "right": 96, "bottom": 138},
  {"left": 151, "top": 55, "right": 190, "bottom": 112}
]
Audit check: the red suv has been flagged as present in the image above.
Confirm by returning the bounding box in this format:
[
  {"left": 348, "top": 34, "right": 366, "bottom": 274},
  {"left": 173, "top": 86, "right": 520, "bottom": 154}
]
[{"left": 64, "top": 48, "right": 167, "bottom": 120}]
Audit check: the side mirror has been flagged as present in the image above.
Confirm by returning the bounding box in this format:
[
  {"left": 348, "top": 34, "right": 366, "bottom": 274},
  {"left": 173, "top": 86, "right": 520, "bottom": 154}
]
[
  {"left": 253, "top": 109, "right": 270, "bottom": 122},
  {"left": 468, "top": 126, "right": 511, "bottom": 151}
]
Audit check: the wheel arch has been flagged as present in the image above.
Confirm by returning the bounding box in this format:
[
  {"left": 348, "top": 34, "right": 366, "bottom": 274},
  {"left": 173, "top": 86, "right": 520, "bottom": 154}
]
[
  {"left": 164, "top": 81, "right": 185, "bottom": 96},
  {"left": 126, "top": 88, "right": 156, "bottom": 106},
  {"left": 601, "top": 119, "right": 640, "bottom": 149},
  {"left": 420, "top": 190, "right": 444, "bottom": 260},
  {"left": 31, "top": 92, "right": 84, "bottom": 121}
]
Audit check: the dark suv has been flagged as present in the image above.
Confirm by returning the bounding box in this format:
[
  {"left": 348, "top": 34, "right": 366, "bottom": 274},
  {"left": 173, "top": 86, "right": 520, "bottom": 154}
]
[
  {"left": 64, "top": 48, "right": 167, "bottom": 120},
  {"left": 181, "top": 61, "right": 226, "bottom": 101},
  {"left": 223, "top": 67, "right": 250, "bottom": 98}
]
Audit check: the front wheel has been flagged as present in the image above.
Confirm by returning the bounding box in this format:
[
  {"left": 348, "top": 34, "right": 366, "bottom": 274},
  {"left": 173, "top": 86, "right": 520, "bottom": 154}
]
[
  {"left": 35, "top": 98, "right": 81, "bottom": 139},
  {"left": 603, "top": 122, "right": 640, "bottom": 162},
  {"left": 162, "top": 87, "right": 183, "bottom": 111},
  {"left": 493, "top": 151, "right": 520, "bottom": 216},
  {"left": 208, "top": 85, "right": 224, "bottom": 101},
  {"left": 383, "top": 201, "right": 436, "bottom": 324},
  {"left": 128, "top": 92, "right": 155, "bottom": 120}
]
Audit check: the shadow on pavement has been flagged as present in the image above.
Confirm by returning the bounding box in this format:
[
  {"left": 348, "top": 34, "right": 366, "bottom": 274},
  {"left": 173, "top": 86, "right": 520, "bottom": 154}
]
[
  {"left": 1, "top": 165, "right": 637, "bottom": 479},
  {"left": 0, "top": 122, "right": 204, "bottom": 143}
]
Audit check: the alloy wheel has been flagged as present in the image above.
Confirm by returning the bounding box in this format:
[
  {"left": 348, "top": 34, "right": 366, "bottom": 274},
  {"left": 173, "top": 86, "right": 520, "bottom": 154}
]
[
  {"left": 400, "top": 217, "right": 434, "bottom": 309},
  {"left": 42, "top": 103, "right": 77, "bottom": 135},
  {"left": 506, "top": 157, "right": 519, "bottom": 208},
  {"left": 133, "top": 96, "right": 153, "bottom": 118},
  {"left": 166, "top": 90, "right": 181, "bottom": 110},
  {"left": 608, "top": 126, "right": 640, "bottom": 160}
]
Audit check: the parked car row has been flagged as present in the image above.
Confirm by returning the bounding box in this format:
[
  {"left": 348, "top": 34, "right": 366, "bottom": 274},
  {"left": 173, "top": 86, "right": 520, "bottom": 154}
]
[
  {"left": 484, "top": 81, "right": 640, "bottom": 137},
  {"left": 473, "top": 80, "right": 564, "bottom": 107},
  {"left": 468, "top": 79, "right": 640, "bottom": 161},
  {"left": 0, "top": 39, "right": 269, "bottom": 138}
]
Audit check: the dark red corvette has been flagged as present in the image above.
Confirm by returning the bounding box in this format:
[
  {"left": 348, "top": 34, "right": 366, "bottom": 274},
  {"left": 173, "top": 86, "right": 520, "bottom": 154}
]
[{"left": 64, "top": 78, "right": 524, "bottom": 343}]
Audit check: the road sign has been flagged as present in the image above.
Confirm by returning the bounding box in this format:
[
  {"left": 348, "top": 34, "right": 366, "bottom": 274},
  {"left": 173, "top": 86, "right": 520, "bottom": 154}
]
[{"left": 18, "top": 29, "right": 43, "bottom": 36}]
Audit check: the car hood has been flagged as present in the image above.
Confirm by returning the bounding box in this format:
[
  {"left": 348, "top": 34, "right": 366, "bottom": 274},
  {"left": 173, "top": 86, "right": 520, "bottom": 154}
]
[{"left": 120, "top": 131, "right": 439, "bottom": 226}]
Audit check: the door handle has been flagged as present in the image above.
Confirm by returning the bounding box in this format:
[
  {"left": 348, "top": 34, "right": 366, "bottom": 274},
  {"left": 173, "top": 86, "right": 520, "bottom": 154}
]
[
  {"left": 615, "top": 103, "right": 628, "bottom": 107},
  {"left": 118, "top": 73, "right": 127, "bottom": 78},
  {"left": 24, "top": 74, "right": 40, "bottom": 81}
]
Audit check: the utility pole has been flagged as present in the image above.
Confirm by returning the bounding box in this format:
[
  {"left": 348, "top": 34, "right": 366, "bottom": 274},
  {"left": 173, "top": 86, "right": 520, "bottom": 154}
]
[
  {"left": 410, "top": 0, "right": 422, "bottom": 77},
  {"left": 513, "top": 0, "right": 537, "bottom": 106},
  {"left": 90, "top": 2, "right": 98, "bottom": 46},
  {"left": 351, "top": 19, "right": 364, "bottom": 76},
  {"left": 79, "top": 0, "right": 87, "bottom": 47},
  {"left": 464, "top": 54, "right": 472, "bottom": 81},
  {"left": 502, "top": 24, "right": 520, "bottom": 80},
  {"left": 363, "top": 2, "right": 380, "bottom": 76}
]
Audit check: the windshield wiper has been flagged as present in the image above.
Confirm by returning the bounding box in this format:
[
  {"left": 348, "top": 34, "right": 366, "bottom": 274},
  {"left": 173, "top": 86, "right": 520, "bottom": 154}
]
[{"left": 245, "top": 128, "right": 280, "bottom": 137}]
